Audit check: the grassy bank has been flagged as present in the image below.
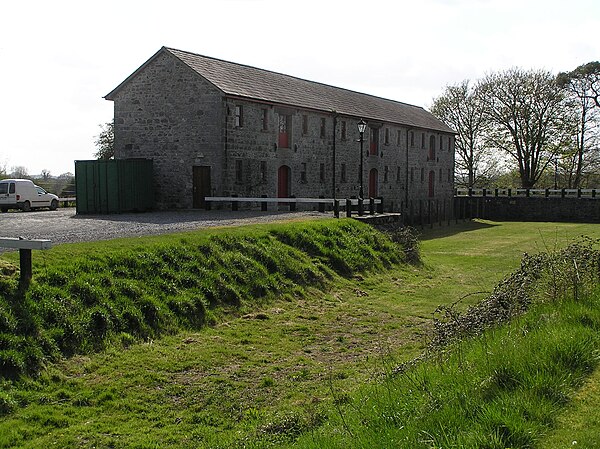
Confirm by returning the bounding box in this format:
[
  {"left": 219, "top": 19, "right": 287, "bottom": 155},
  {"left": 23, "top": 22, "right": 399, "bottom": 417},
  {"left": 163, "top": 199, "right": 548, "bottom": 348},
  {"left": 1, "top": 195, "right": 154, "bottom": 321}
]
[
  {"left": 0, "top": 219, "right": 403, "bottom": 381},
  {"left": 287, "top": 238, "right": 600, "bottom": 449},
  {"left": 0, "top": 220, "right": 599, "bottom": 448}
]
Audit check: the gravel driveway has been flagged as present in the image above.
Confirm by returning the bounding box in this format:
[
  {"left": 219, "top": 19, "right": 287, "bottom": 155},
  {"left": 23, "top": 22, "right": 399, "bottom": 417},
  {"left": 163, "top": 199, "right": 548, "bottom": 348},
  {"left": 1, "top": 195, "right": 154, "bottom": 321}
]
[{"left": 0, "top": 208, "right": 330, "bottom": 250}]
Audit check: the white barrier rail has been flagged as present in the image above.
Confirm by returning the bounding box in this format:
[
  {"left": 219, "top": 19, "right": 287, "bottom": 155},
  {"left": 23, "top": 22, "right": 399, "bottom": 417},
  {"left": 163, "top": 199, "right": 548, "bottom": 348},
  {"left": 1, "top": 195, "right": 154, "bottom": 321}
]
[
  {"left": 0, "top": 237, "right": 52, "bottom": 286},
  {"left": 205, "top": 197, "right": 382, "bottom": 206}
]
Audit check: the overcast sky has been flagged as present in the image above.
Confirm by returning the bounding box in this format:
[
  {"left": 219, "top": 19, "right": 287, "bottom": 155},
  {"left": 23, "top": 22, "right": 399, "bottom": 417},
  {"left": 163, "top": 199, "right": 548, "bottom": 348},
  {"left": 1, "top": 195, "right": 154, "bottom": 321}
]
[{"left": 1, "top": 0, "right": 598, "bottom": 176}]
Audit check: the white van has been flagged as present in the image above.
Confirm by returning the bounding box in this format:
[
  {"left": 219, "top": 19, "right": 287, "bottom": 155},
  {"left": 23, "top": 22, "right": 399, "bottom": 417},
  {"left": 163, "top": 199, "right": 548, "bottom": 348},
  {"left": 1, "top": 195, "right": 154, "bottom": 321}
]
[{"left": 0, "top": 179, "right": 59, "bottom": 212}]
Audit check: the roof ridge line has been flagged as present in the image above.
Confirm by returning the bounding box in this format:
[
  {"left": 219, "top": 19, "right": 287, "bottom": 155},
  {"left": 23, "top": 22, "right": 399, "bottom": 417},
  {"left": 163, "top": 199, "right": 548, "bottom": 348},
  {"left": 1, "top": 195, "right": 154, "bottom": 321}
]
[{"left": 164, "top": 47, "right": 424, "bottom": 111}]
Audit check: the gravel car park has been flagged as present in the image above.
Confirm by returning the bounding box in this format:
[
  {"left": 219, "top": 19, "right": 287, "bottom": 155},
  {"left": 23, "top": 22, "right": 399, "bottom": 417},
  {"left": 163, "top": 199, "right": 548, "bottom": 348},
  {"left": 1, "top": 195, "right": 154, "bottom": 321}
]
[{"left": 0, "top": 208, "right": 329, "bottom": 250}]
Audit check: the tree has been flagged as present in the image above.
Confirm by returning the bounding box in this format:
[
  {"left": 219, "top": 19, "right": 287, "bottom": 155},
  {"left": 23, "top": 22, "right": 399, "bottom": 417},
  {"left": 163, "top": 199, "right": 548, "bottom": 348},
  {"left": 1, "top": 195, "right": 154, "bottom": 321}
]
[
  {"left": 431, "top": 81, "right": 496, "bottom": 187},
  {"left": 94, "top": 121, "right": 114, "bottom": 160},
  {"left": 556, "top": 62, "right": 600, "bottom": 188},
  {"left": 10, "top": 166, "right": 29, "bottom": 179},
  {"left": 477, "top": 68, "right": 569, "bottom": 188}
]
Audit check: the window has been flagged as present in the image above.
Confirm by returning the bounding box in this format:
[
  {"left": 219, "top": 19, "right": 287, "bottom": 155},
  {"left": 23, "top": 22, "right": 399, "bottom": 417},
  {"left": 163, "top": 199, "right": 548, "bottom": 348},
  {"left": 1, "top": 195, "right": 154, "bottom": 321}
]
[
  {"left": 396, "top": 166, "right": 401, "bottom": 183},
  {"left": 384, "top": 128, "right": 390, "bottom": 145},
  {"left": 397, "top": 130, "right": 402, "bottom": 146},
  {"left": 300, "top": 163, "right": 307, "bottom": 182},
  {"left": 369, "top": 127, "right": 379, "bottom": 155},
  {"left": 439, "top": 135, "right": 443, "bottom": 150},
  {"left": 410, "top": 131, "right": 415, "bottom": 147},
  {"left": 279, "top": 115, "right": 291, "bottom": 148},
  {"left": 341, "top": 121, "right": 347, "bottom": 140},
  {"left": 320, "top": 163, "right": 325, "bottom": 182},
  {"left": 439, "top": 168, "right": 443, "bottom": 182},
  {"left": 384, "top": 166, "right": 389, "bottom": 182},
  {"left": 341, "top": 163, "right": 347, "bottom": 182},
  {"left": 421, "top": 132, "right": 425, "bottom": 149},
  {"left": 429, "top": 135, "right": 436, "bottom": 161},
  {"left": 428, "top": 171, "right": 435, "bottom": 197},
  {"left": 261, "top": 108, "right": 268, "bottom": 131},
  {"left": 235, "top": 105, "right": 243, "bottom": 127},
  {"left": 420, "top": 167, "right": 424, "bottom": 182},
  {"left": 448, "top": 136, "right": 452, "bottom": 151},
  {"left": 447, "top": 169, "right": 452, "bottom": 183},
  {"left": 260, "top": 161, "right": 267, "bottom": 182},
  {"left": 302, "top": 115, "right": 308, "bottom": 135},
  {"left": 320, "top": 118, "right": 326, "bottom": 138},
  {"left": 235, "top": 159, "right": 243, "bottom": 182}
]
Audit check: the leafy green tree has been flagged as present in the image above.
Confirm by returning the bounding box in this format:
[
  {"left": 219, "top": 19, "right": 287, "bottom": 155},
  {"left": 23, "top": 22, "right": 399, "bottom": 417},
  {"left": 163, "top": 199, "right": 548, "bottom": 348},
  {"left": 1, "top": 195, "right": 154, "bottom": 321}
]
[
  {"left": 556, "top": 62, "right": 600, "bottom": 188},
  {"left": 94, "top": 121, "right": 114, "bottom": 160},
  {"left": 431, "top": 81, "right": 498, "bottom": 187},
  {"left": 477, "top": 68, "right": 569, "bottom": 188}
]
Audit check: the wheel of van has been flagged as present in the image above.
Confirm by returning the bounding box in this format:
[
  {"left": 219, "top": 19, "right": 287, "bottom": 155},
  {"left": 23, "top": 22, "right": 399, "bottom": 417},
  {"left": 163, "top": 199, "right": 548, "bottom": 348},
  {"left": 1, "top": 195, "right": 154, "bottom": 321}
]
[
  {"left": 0, "top": 207, "right": 8, "bottom": 213},
  {"left": 22, "top": 201, "right": 31, "bottom": 212},
  {"left": 50, "top": 199, "right": 58, "bottom": 211}
]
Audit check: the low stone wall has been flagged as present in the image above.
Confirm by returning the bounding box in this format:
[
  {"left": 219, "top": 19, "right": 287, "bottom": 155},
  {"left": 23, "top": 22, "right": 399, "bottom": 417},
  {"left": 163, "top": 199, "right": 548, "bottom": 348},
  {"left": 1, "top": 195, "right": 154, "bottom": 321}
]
[{"left": 455, "top": 196, "right": 600, "bottom": 223}]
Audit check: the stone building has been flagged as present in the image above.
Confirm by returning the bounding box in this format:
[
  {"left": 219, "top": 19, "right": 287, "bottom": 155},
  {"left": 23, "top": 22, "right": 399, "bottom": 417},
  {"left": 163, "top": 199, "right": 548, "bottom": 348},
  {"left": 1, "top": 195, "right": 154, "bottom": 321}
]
[{"left": 105, "top": 47, "right": 455, "bottom": 212}]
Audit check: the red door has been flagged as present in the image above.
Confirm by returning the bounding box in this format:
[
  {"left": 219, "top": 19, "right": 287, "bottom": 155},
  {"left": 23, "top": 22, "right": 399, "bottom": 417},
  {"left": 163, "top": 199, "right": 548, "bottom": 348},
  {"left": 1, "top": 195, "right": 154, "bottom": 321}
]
[
  {"left": 368, "top": 169, "right": 378, "bottom": 198},
  {"left": 278, "top": 165, "right": 290, "bottom": 198}
]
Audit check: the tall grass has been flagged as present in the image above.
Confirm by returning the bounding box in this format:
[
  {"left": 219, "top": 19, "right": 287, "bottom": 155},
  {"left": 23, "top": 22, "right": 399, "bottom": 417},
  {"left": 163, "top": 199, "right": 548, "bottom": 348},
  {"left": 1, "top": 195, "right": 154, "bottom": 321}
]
[
  {"left": 285, "top": 239, "right": 600, "bottom": 449},
  {"left": 0, "top": 219, "right": 404, "bottom": 381}
]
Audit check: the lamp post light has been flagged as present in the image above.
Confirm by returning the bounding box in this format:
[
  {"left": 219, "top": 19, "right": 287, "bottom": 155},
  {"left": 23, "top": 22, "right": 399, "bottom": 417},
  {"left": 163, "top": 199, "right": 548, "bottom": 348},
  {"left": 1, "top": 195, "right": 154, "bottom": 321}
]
[{"left": 357, "top": 119, "right": 367, "bottom": 216}]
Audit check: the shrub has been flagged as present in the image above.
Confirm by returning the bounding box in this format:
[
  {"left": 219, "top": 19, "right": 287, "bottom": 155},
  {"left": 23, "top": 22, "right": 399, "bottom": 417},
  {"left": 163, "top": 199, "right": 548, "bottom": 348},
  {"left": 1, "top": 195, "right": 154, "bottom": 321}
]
[{"left": 0, "top": 391, "right": 16, "bottom": 416}]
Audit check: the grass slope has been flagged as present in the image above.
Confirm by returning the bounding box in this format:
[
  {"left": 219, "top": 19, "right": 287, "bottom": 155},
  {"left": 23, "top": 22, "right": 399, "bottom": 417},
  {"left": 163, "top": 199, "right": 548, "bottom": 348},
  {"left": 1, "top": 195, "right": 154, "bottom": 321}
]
[
  {"left": 0, "top": 219, "right": 401, "bottom": 381},
  {"left": 0, "top": 220, "right": 599, "bottom": 448}
]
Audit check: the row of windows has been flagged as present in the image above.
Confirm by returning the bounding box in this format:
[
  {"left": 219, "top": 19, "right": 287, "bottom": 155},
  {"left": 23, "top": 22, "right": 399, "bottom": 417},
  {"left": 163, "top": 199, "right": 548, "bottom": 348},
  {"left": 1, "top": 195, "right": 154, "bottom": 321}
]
[
  {"left": 233, "top": 105, "right": 453, "bottom": 155},
  {"left": 234, "top": 159, "right": 452, "bottom": 185}
]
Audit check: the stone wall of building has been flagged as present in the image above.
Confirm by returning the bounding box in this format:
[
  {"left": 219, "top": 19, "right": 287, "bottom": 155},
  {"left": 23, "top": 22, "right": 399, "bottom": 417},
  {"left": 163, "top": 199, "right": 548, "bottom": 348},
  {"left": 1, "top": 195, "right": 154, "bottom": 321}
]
[
  {"left": 222, "top": 99, "right": 455, "bottom": 211},
  {"left": 110, "top": 52, "right": 454, "bottom": 211},
  {"left": 111, "top": 51, "right": 225, "bottom": 209}
]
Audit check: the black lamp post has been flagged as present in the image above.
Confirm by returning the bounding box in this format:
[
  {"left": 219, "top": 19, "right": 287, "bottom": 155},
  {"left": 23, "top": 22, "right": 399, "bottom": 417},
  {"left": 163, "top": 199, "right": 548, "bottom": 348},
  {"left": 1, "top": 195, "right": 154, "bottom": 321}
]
[{"left": 357, "top": 119, "right": 367, "bottom": 215}]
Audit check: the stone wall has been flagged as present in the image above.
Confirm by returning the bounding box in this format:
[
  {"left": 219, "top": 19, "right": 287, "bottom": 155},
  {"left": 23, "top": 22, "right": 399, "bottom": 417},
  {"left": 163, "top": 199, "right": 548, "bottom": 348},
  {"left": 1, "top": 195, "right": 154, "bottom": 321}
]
[
  {"left": 222, "top": 99, "right": 455, "bottom": 211},
  {"left": 110, "top": 51, "right": 454, "bottom": 210},
  {"left": 111, "top": 51, "right": 225, "bottom": 209},
  {"left": 455, "top": 196, "right": 600, "bottom": 223}
]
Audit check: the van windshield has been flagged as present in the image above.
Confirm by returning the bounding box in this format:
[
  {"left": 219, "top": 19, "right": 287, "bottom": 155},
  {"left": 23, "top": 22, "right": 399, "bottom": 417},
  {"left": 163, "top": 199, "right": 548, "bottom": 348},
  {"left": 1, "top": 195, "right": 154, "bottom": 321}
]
[{"left": 0, "top": 183, "right": 7, "bottom": 195}]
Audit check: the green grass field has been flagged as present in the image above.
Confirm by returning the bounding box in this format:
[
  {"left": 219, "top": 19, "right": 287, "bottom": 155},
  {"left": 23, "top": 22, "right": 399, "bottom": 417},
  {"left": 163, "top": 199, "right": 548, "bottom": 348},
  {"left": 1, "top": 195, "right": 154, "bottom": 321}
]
[{"left": 0, "top": 219, "right": 599, "bottom": 448}]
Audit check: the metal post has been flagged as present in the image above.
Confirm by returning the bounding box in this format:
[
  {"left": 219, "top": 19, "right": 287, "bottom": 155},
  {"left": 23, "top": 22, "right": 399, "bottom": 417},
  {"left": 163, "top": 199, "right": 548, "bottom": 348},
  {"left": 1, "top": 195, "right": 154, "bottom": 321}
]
[{"left": 358, "top": 119, "right": 366, "bottom": 217}]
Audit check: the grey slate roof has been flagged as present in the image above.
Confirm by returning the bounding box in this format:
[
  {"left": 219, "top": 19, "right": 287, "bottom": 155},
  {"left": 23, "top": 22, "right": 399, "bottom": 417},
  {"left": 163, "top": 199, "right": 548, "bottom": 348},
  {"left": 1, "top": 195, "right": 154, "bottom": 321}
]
[{"left": 107, "top": 47, "right": 454, "bottom": 134}]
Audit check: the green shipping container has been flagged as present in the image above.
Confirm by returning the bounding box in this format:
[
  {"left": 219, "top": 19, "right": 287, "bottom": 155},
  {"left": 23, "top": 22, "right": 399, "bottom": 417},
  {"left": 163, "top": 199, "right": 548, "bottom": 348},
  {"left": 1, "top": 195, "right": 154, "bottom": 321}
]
[{"left": 75, "top": 159, "right": 154, "bottom": 214}]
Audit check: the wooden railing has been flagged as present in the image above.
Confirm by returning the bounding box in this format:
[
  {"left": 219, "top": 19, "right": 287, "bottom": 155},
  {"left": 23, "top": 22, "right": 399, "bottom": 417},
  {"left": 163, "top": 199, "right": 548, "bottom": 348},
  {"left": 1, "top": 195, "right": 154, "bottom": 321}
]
[
  {"left": 58, "top": 196, "right": 76, "bottom": 207},
  {"left": 0, "top": 238, "right": 52, "bottom": 286},
  {"left": 205, "top": 196, "right": 383, "bottom": 217}
]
